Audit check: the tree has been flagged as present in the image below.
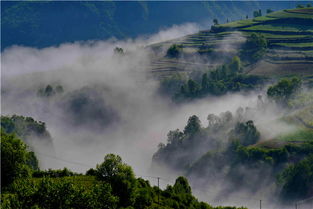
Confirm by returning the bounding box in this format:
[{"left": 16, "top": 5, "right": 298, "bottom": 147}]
[
  {"left": 201, "top": 73, "right": 209, "bottom": 91},
  {"left": 96, "top": 154, "right": 137, "bottom": 207},
  {"left": 267, "top": 77, "right": 301, "bottom": 104},
  {"left": 173, "top": 176, "right": 192, "bottom": 194},
  {"left": 229, "top": 56, "right": 241, "bottom": 74},
  {"left": 229, "top": 120, "right": 260, "bottom": 146},
  {"left": 114, "top": 47, "right": 124, "bottom": 55},
  {"left": 213, "top": 18, "right": 219, "bottom": 25},
  {"left": 279, "top": 155, "right": 313, "bottom": 201},
  {"left": 1, "top": 131, "right": 36, "bottom": 188},
  {"left": 207, "top": 114, "right": 221, "bottom": 127},
  {"left": 184, "top": 115, "right": 201, "bottom": 135},
  {"left": 187, "top": 79, "right": 200, "bottom": 96},
  {"left": 253, "top": 9, "right": 262, "bottom": 17},
  {"left": 166, "top": 44, "right": 183, "bottom": 58},
  {"left": 167, "top": 129, "right": 184, "bottom": 145},
  {"left": 297, "top": 4, "right": 304, "bottom": 8},
  {"left": 241, "top": 33, "right": 267, "bottom": 62},
  {"left": 45, "top": 85, "right": 55, "bottom": 96},
  {"left": 266, "top": 9, "right": 273, "bottom": 14}
]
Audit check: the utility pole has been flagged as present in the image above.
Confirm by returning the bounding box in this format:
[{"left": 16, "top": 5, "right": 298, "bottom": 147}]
[
  {"left": 260, "top": 200, "right": 262, "bottom": 209},
  {"left": 157, "top": 177, "right": 160, "bottom": 205},
  {"left": 295, "top": 203, "right": 297, "bottom": 209}
]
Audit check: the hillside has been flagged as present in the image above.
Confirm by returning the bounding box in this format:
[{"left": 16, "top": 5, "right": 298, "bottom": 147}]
[
  {"left": 1, "top": 1, "right": 307, "bottom": 50},
  {"left": 150, "top": 7, "right": 313, "bottom": 78}
]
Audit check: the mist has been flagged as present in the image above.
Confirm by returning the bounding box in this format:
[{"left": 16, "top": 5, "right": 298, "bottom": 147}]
[{"left": 1, "top": 22, "right": 301, "bottom": 209}]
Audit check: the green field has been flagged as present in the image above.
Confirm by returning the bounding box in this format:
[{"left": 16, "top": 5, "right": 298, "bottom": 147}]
[{"left": 149, "top": 7, "right": 313, "bottom": 78}]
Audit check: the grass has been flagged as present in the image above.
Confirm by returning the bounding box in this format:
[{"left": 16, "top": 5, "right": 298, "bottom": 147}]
[
  {"left": 267, "top": 9, "right": 313, "bottom": 19},
  {"left": 243, "top": 24, "right": 313, "bottom": 32},
  {"left": 274, "top": 42, "right": 313, "bottom": 47},
  {"left": 277, "top": 128, "right": 313, "bottom": 142},
  {"left": 217, "top": 19, "right": 256, "bottom": 28}
]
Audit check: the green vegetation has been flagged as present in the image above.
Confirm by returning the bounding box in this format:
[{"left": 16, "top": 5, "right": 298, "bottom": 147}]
[
  {"left": 151, "top": 7, "right": 313, "bottom": 80},
  {"left": 278, "top": 154, "right": 313, "bottom": 201},
  {"left": 166, "top": 44, "right": 183, "bottom": 58},
  {"left": 240, "top": 33, "right": 268, "bottom": 62},
  {"left": 229, "top": 120, "right": 260, "bottom": 146},
  {"left": 114, "top": 47, "right": 124, "bottom": 55},
  {"left": 253, "top": 9, "right": 262, "bottom": 18},
  {"left": 153, "top": 101, "right": 313, "bottom": 202},
  {"left": 1, "top": 131, "right": 39, "bottom": 188},
  {"left": 267, "top": 77, "right": 301, "bottom": 105},
  {"left": 1, "top": 115, "right": 52, "bottom": 144},
  {"left": 277, "top": 128, "right": 313, "bottom": 142},
  {"left": 174, "top": 56, "right": 263, "bottom": 101},
  {"left": 1, "top": 126, "right": 246, "bottom": 209},
  {"left": 38, "top": 84, "right": 64, "bottom": 97}
]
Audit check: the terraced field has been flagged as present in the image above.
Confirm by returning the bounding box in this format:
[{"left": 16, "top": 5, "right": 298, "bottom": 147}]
[{"left": 150, "top": 7, "right": 313, "bottom": 78}]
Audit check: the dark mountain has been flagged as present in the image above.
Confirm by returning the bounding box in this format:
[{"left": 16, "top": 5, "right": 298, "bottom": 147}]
[{"left": 1, "top": 1, "right": 307, "bottom": 50}]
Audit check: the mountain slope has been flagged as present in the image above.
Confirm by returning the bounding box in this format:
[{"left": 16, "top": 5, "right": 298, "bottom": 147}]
[
  {"left": 1, "top": 1, "right": 308, "bottom": 50},
  {"left": 150, "top": 7, "right": 313, "bottom": 78}
]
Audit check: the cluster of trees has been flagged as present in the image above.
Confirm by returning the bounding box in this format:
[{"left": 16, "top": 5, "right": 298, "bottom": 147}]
[
  {"left": 278, "top": 154, "right": 313, "bottom": 201},
  {"left": 187, "top": 134, "right": 313, "bottom": 203},
  {"left": 37, "top": 84, "right": 64, "bottom": 97},
  {"left": 175, "top": 56, "right": 263, "bottom": 100},
  {"left": 153, "top": 109, "right": 259, "bottom": 172},
  {"left": 114, "top": 47, "right": 124, "bottom": 55},
  {"left": 267, "top": 77, "right": 302, "bottom": 105},
  {"left": 253, "top": 9, "right": 262, "bottom": 17},
  {"left": 1, "top": 131, "right": 39, "bottom": 188},
  {"left": 240, "top": 33, "right": 268, "bottom": 62},
  {"left": 228, "top": 120, "right": 260, "bottom": 146},
  {"left": 1, "top": 115, "right": 52, "bottom": 145},
  {"left": 1, "top": 129, "right": 246, "bottom": 209},
  {"left": 296, "top": 3, "right": 312, "bottom": 8},
  {"left": 153, "top": 107, "right": 313, "bottom": 203},
  {"left": 33, "top": 168, "right": 78, "bottom": 178}
]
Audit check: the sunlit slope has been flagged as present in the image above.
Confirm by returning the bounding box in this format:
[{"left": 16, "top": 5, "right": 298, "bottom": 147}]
[{"left": 150, "top": 7, "right": 313, "bottom": 78}]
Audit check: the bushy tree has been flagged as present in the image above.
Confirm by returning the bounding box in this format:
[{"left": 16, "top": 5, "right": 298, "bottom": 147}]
[
  {"left": 1, "top": 131, "right": 37, "bottom": 188},
  {"left": 229, "top": 120, "right": 260, "bottom": 146},
  {"left": 278, "top": 155, "right": 313, "bottom": 201},
  {"left": 114, "top": 47, "right": 124, "bottom": 55},
  {"left": 296, "top": 4, "right": 305, "bottom": 8},
  {"left": 173, "top": 176, "right": 192, "bottom": 194},
  {"left": 213, "top": 18, "right": 219, "bottom": 25},
  {"left": 229, "top": 56, "right": 241, "bottom": 74},
  {"left": 241, "top": 33, "right": 267, "bottom": 62},
  {"left": 166, "top": 44, "right": 183, "bottom": 58},
  {"left": 96, "top": 154, "right": 137, "bottom": 207},
  {"left": 184, "top": 115, "right": 201, "bottom": 135},
  {"left": 253, "top": 9, "right": 262, "bottom": 17},
  {"left": 267, "top": 77, "right": 301, "bottom": 104}
]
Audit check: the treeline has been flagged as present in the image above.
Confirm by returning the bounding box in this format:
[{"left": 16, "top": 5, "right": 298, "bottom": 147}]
[
  {"left": 1, "top": 130, "right": 247, "bottom": 209},
  {"left": 1, "top": 115, "right": 53, "bottom": 146},
  {"left": 161, "top": 33, "right": 269, "bottom": 101},
  {"left": 153, "top": 109, "right": 260, "bottom": 173},
  {"left": 175, "top": 56, "right": 263, "bottom": 101}
]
